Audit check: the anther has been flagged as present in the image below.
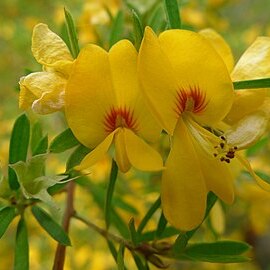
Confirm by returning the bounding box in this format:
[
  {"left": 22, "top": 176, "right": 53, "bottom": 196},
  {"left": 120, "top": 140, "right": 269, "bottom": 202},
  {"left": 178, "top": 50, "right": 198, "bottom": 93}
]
[
  {"left": 220, "top": 136, "right": 226, "bottom": 141},
  {"left": 225, "top": 158, "right": 231, "bottom": 163}
]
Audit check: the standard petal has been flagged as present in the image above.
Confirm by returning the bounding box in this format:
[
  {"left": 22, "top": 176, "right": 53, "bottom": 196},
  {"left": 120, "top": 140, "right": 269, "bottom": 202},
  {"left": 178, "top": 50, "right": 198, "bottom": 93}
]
[
  {"left": 199, "top": 28, "right": 234, "bottom": 72},
  {"left": 32, "top": 23, "right": 73, "bottom": 66},
  {"left": 109, "top": 39, "right": 161, "bottom": 143},
  {"left": 158, "top": 29, "right": 234, "bottom": 125},
  {"left": 65, "top": 44, "right": 117, "bottom": 148},
  {"left": 114, "top": 128, "right": 131, "bottom": 173},
  {"left": 76, "top": 131, "right": 115, "bottom": 171},
  {"left": 138, "top": 27, "right": 180, "bottom": 135},
  {"left": 19, "top": 72, "right": 66, "bottom": 113},
  {"left": 161, "top": 118, "right": 207, "bottom": 231},
  {"left": 124, "top": 128, "right": 164, "bottom": 172},
  {"left": 231, "top": 36, "right": 270, "bottom": 82}
]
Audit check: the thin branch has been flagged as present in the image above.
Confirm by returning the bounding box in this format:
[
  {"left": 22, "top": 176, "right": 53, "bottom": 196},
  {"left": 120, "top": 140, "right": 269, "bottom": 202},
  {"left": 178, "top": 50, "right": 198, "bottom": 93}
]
[{"left": 53, "top": 181, "right": 76, "bottom": 270}]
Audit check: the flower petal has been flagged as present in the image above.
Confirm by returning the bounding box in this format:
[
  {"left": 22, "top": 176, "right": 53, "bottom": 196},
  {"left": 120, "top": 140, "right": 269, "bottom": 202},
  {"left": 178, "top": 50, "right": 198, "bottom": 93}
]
[
  {"left": 76, "top": 131, "right": 115, "bottom": 171},
  {"left": 19, "top": 72, "right": 66, "bottom": 113},
  {"left": 109, "top": 39, "right": 161, "bottom": 142},
  {"left": 114, "top": 129, "right": 131, "bottom": 173},
  {"left": 65, "top": 44, "right": 116, "bottom": 148},
  {"left": 162, "top": 118, "right": 207, "bottom": 230},
  {"left": 231, "top": 36, "right": 270, "bottom": 81},
  {"left": 124, "top": 128, "right": 164, "bottom": 172},
  {"left": 32, "top": 23, "right": 73, "bottom": 66},
  {"left": 199, "top": 28, "right": 234, "bottom": 72},
  {"left": 225, "top": 111, "right": 268, "bottom": 149},
  {"left": 158, "top": 29, "right": 234, "bottom": 125},
  {"left": 138, "top": 27, "right": 179, "bottom": 135}
]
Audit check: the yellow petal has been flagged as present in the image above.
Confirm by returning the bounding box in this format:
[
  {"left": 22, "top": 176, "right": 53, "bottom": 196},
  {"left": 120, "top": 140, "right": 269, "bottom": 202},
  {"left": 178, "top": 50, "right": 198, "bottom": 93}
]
[
  {"left": 138, "top": 27, "right": 179, "bottom": 135},
  {"left": 19, "top": 72, "right": 66, "bottom": 113},
  {"left": 231, "top": 36, "right": 270, "bottom": 82},
  {"left": 76, "top": 131, "right": 115, "bottom": 171},
  {"left": 114, "top": 129, "right": 131, "bottom": 173},
  {"left": 199, "top": 28, "right": 234, "bottom": 72},
  {"left": 236, "top": 154, "right": 270, "bottom": 192},
  {"left": 32, "top": 23, "right": 73, "bottom": 66},
  {"left": 225, "top": 111, "right": 268, "bottom": 149},
  {"left": 158, "top": 29, "right": 234, "bottom": 125},
  {"left": 225, "top": 89, "right": 267, "bottom": 124},
  {"left": 124, "top": 128, "right": 164, "bottom": 172},
  {"left": 109, "top": 39, "right": 161, "bottom": 143},
  {"left": 186, "top": 118, "right": 234, "bottom": 204},
  {"left": 162, "top": 118, "right": 207, "bottom": 231},
  {"left": 65, "top": 44, "right": 116, "bottom": 148}
]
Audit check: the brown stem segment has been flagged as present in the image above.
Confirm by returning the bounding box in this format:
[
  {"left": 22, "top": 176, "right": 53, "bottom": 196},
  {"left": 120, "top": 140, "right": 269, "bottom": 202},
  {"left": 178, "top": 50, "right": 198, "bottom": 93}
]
[{"left": 53, "top": 181, "right": 76, "bottom": 270}]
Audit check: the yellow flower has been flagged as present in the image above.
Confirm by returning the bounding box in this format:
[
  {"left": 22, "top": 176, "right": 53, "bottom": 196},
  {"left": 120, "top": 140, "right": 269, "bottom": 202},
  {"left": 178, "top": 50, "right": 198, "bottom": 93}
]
[
  {"left": 19, "top": 23, "right": 74, "bottom": 114},
  {"left": 200, "top": 29, "right": 270, "bottom": 191},
  {"left": 65, "top": 39, "right": 163, "bottom": 173},
  {"left": 138, "top": 27, "right": 235, "bottom": 230}
]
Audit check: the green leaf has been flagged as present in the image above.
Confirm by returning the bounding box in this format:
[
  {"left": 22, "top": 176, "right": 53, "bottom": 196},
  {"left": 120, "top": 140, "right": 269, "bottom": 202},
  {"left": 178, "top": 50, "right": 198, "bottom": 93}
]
[
  {"left": 64, "top": 8, "right": 80, "bottom": 58},
  {"left": 32, "top": 205, "right": 71, "bottom": 246},
  {"left": 147, "top": 4, "right": 166, "bottom": 33},
  {"left": 141, "top": 226, "right": 180, "bottom": 242},
  {"left": 246, "top": 136, "right": 268, "bottom": 156},
  {"left": 128, "top": 218, "right": 139, "bottom": 246},
  {"left": 10, "top": 155, "right": 67, "bottom": 209},
  {"left": 66, "top": 144, "right": 90, "bottom": 171},
  {"left": 131, "top": 9, "right": 143, "bottom": 50},
  {"left": 33, "top": 135, "right": 48, "bottom": 156},
  {"left": 255, "top": 170, "right": 270, "bottom": 184},
  {"left": 117, "top": 243, "right": 125, "bottom": 270},
  {"left": 14, "top": 218, "right": 29, "bottom": 270},
  {"left": 233, "top": 78, "right": 270, "bottom": 90},
  {"left": 164, "top": 0, "right": 181, "bottom": 29},
  {"left": 31, "top": 121, "right": 43, "bottom": 153},
  {"left": 183, "top": 241, "right": 251, "bottom": 263},
  {"left": 49, "top": 128, "right": 79, "bottom": 153},
  {"left": 155, "top": 212, "right": 167, "bottom": 238},
  {"left": 109, "top": 10, "right": 125, "bottom": 48},
  {"left": 9, "top": 114, "right": 30, "bottom": 190},
  {"left": 0, "top": 207, "right": 16, "bottom": 238},
  {"left": 132, "top": 253, "right": 147, "bottom": 270},
  {"left": 137, "top": 196, "right": 161, "bottom": 234},
  {"left": 105, "top": 160, "right": 119, "bottom": 228},
  {"left": 107, "top": 239, "right": 118, "bottom": 262}
]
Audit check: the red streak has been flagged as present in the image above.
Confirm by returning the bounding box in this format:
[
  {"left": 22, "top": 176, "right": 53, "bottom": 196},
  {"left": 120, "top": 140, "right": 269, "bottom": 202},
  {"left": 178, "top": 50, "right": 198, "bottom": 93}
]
[
  {"left": 175, "top": 85, "right": 207, "bottom": 116},
  {"left": 104, "top": 107, "right": 138, "bottom": 133}
]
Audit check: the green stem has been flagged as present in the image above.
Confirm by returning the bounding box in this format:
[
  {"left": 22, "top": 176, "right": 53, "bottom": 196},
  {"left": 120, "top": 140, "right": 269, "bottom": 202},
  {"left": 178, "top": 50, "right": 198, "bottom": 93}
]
[{"left": 105, "top": 159, "right": 119, "bottom": 229}]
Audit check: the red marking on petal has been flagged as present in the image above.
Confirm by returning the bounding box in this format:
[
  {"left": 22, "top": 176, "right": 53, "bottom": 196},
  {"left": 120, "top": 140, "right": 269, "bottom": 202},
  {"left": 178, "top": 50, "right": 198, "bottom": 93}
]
[
  {"left": 175, "top": 85, "right": 207, "bottom": 116},
  {"left": 104, "top": 107, "right": 138, "bottom": 133}
]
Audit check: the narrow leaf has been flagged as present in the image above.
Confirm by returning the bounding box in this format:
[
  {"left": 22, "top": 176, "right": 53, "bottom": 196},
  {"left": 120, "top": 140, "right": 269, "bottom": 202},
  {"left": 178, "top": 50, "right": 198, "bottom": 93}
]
[
  {"left": 107, "top": 239, "right": 118, "bottom": 262},
  {"left": 183, "top": 241, "right": 251, "bottom": 263},
  {"left": 156, "top": 212, "right": 167, "bottom": 238},
  {"left": 246, "top": 137, "right": 268, "bottom": 156},
  {"left": 255, "top": 170, "right": 270, "bottom": 184},
  {"left": 0, "top": 207, "right": 16, "bottom": 238},
  {"left": 31, "top": 121, "right": 43, "bottom": 153},
  {"left": 164, "top": 0, "right": 181, "bottom": 29},
  {"left": 132, "top": 253, "right": 147, "bottom": 270},
  {"left": 9, "top": 114, "right": 30, "bottom": 190},
  {"left": 233, "top": 78, "right": 270, "bottom": 90},
  {"left": 14, "top": 218, "right": 29, "bottom": 270},
  {"left": 64, "top": 8, "right": 80, "bottom": 58},
  {"left": 128, "top": 218, "right": 139, "bottom": 246},
  {"left": 131, "top": 9, "right": 143, "bottom": 50},
  {"left": 109, "top": 10, "right": 124, "bottom": 48},
  {"left": 105, "top": 160, "right": 119, "bottom": 228},
  {"left": 32, "top": 205, "right": 71, "bottom": 246},
  {"left": 147, "top": 4, "right": 166, "bottom": 33},
  {"left": 137, "top": 196, "right": 161, "bottom": 234},
  {"left": 33, "top": 135, "right": 48, "bottom": 155},
  {"left": 49, "top": 128, "right": 79, "bottom": 153},
  {"left": 66, "top": 144, "right": 90, "bottom": 171},
  {"left": 117, "top": 243, "right": 125, "bottom": 270}
]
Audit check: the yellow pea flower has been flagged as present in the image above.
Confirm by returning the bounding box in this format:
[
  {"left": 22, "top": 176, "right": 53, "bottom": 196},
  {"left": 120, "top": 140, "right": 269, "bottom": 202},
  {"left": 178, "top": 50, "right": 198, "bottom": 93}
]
[
  {"left": 65, "top": 40, "right": 163, "bottom": 173},
  {"left": 138, "top": 27, "right": 235, "bottom": 230},
  {"left": 19, "top": 23, "right": 74, "bottom": 114}
]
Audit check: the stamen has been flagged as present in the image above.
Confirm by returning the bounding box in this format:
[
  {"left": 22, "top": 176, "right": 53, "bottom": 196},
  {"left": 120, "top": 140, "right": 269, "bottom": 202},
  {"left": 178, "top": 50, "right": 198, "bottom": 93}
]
[
  {"left": 175, "top": 85, "right": 208, "bottom": 116},
  {"left": 104, "top": 107, "right": 138, "bottom": 133},
  {"left": 213, "top": 135, "right": 237, "bottom": 163}
]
